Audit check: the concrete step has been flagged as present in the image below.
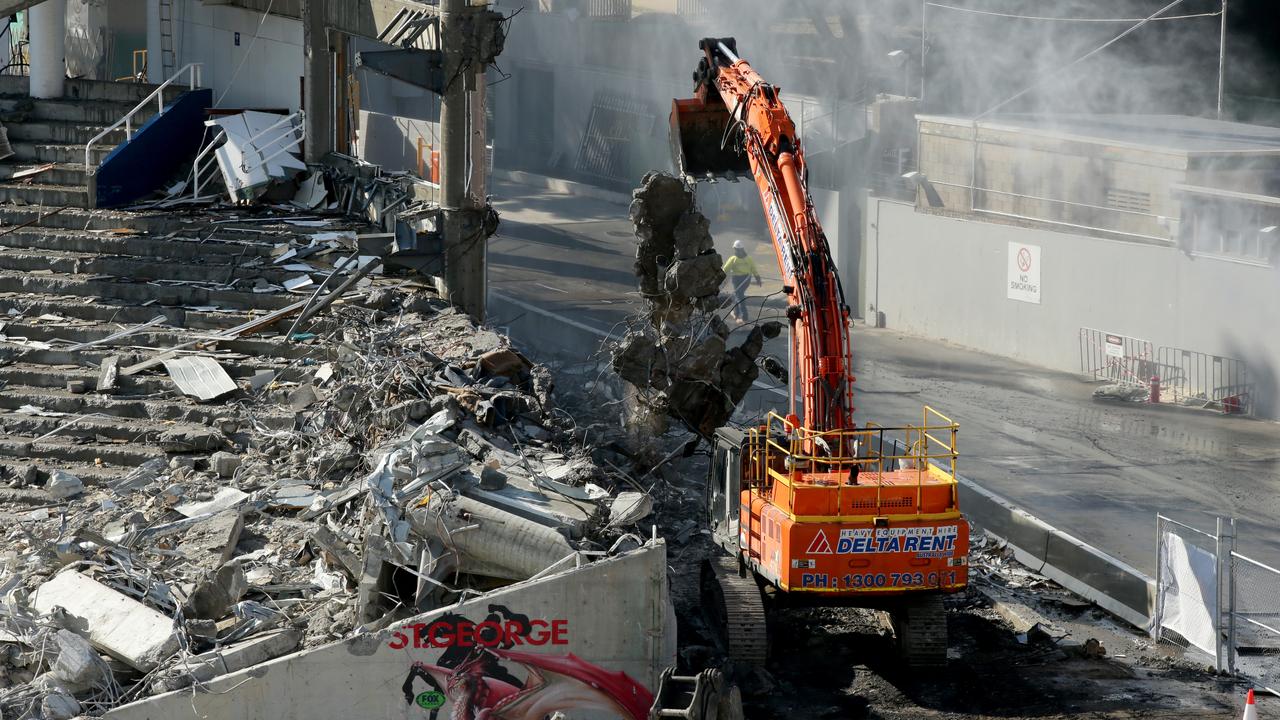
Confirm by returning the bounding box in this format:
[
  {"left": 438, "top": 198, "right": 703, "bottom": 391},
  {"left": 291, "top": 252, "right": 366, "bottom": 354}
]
[
  {"left": 6, "top": 121, "right": 125, "bottom": 146},
  {"left": 0, "top": 385, "right": 293, "bottom": 431},
  {"left": 0, "top": 459, "right": 135, "bottom": 488},
  {"left": 0, "top": 296, "right": 331, "bottom": 338},
  {"left": 0, "top": 323, "right": 324, "bottom": 363},
  {"left": 0, "top": 76, "right": 190, "bottom": 105},
  {"left": 0, "top": 247, "right": 321, "bottom": 286},
  {"left": 9, "top": 143, "right": 115, "bottom": 166},
  {"left": 2, "top": 410, "right": 230, "bottom": 451},
  {"left": 0, "top": 96, "right": 160, "bottom": 126},
  {"left": 0, "top": 227, "right": 275, "bottom": 260},
  {"left": 0, "top": 226, "right": 272, "bottom": 257},
  {"left": 0, "top": 206, "right": 188, "bottom": 233},
  {"left": 0, "top": 433, "right": 167, "bottom": 469},
  {"left": 0, "top": 162, "right": 88, "bottom": 186},
  {"left": 0, "top": 360, "right": 310, "bottom": 393},
  {"left": 0, "top": 182, "right": 90, "bottom": 208},
  {"left": 0, "top": 270, "right": 299, "bottom": 311}
]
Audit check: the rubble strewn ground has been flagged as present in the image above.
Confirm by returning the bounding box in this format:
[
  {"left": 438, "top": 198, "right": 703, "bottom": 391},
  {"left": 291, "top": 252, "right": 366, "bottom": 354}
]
[{"left": 0, "top": 199, "right": 651, "bottom": 717}]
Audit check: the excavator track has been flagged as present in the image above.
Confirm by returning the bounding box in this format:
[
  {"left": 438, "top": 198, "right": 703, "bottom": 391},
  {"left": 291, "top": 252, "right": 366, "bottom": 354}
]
[
  {"left": 889, "top": 593, "right": 948, "bottom": 668},
  {"left": 702, "top": 556, "right": 768, "bottom": 666}
]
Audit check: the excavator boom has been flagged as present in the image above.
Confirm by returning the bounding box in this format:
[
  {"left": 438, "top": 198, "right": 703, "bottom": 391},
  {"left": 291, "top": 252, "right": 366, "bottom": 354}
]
[{"left": 672, "top": 38, "right": 853, "bottom": 434}]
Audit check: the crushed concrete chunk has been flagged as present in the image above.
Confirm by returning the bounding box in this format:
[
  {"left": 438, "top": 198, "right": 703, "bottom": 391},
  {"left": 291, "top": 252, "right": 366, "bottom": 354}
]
[
  {"left": 31, "top": 571, "right": 180, "bottom": 671},
  {"left": 46, "top": 470, "right": 84, "bottom": 499},
  {"left": 185, "top": 561, "right": 248, "bottom": 620},
  {"left": 211, "top": 451, "right": 242, "bottom": 479}
]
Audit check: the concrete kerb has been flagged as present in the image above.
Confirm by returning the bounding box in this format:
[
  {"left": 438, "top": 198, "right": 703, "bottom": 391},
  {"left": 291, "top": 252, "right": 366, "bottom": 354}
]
[
  {"left": 957, "top": 476, "right": 1154, "bottom": 630},
  {"left": 487, "top": 290, "right": 1155, "bottom": 630}
]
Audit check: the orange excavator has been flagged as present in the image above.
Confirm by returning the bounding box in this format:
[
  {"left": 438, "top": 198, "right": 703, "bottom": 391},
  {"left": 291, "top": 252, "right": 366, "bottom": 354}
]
[{"left": 671, "top": 38, "right": 969, "bottom": 667}]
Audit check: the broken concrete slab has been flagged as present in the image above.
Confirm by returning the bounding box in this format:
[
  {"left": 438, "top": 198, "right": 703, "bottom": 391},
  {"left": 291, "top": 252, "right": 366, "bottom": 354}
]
[
  {"left": 174, "top": 488, "right": 249, "bottom": 519},
  {"left": 31, "top": 571, "right": 180, "bottom": 671},
  {"left": 185, "top": 561, "right": 248, "bottom": 620},
  {"left": 151, "top": 629, "right": 302, "bottom": 694},
  {"left": 104, "top": 542, "right": 676, "bottom": 720},
  {"left": 176, "top": 509, "right": 244, "bottom": 567}
]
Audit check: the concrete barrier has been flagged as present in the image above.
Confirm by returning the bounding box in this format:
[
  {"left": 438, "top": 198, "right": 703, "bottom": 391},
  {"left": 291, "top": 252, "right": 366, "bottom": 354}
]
[
  {"left": 107, "top": 541, "right": 675, "bottom": 720},
  {"left": 958, "top": 477, "right": 1154, "bottom": 629}
]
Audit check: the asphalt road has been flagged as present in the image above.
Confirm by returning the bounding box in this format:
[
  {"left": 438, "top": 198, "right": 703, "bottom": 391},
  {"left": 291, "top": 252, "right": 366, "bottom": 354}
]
[{"left": 488, "top": 178, "right": 1280, "bottom": 574}]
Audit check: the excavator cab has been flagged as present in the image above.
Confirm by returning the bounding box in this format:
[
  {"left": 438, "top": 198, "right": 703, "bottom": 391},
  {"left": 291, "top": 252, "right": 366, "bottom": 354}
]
[
  {"left": 670, "top": 37, "right": 751, "bottom": 181},
  {"left": 706, "top": 428, "right": 745, "bottom": 555}
]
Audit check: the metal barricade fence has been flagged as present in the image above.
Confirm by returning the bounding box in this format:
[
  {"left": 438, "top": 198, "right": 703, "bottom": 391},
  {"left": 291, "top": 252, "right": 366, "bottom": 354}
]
[
  {"left": 1154, "top": 346, "right": 1252, "bottom": 415},
  {"left": 1079, "top": 328, "right": 1155, "bottom": 389}
]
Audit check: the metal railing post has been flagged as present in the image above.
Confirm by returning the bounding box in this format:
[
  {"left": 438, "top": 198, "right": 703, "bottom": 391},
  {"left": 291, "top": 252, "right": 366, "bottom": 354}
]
[
  {"left": 1214, "top": 516, "right": 1224, "bottom": 672},
  {"left": 1227, "top": 519, "right": 1237, "bottom": 675},
  {"left": 1153, "top": 514, "right": 1164, "bottom": 639}
]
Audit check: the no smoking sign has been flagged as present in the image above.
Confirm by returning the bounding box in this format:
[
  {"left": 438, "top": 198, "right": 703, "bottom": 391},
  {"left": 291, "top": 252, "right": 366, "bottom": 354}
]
[{"left": 1008, "top": 242, "right": 1041, "bottom": 304}]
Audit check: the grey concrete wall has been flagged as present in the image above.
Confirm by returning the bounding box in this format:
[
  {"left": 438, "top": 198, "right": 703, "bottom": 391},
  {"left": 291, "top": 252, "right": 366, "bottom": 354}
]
[
  {"left": 107, "top": 542, "right": 676, "bottom": 720},
  {"left": 865, "top": 197, "right": 1280, "bottom": 417}
]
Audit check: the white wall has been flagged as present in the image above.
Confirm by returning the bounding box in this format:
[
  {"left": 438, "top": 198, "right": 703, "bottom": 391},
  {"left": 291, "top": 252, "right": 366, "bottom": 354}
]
[
  {"left": 173, "top": 0, "right": 303, "bottom": 111},
  {"left": 866, "top": 197, "right": 1280, "bottom": 417}
]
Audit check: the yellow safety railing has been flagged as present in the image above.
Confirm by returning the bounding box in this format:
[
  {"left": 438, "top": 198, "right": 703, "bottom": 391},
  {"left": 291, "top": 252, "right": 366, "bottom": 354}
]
[{"left": 745, "top": 406, "right": 960, "bottom": 517}]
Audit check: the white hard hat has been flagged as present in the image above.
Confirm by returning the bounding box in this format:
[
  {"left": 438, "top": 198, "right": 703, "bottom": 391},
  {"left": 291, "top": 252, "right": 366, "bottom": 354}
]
[{"left": 732, "top": 240, "right": 745, "bottom": 250}]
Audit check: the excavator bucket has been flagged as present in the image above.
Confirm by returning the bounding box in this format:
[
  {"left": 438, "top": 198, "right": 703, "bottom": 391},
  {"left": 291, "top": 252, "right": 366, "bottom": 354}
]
[{"left": 670, "top": 97, "right": 750, "bottom": 181}]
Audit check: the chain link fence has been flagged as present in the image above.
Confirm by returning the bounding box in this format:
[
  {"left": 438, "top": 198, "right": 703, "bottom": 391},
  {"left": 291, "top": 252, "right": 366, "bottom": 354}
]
[{"left": 1154, "top": 515, "right": 1280, "bottom": 691}]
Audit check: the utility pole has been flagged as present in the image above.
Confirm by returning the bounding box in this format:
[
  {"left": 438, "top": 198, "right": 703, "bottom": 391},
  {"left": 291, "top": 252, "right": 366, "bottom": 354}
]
[
  {"left": 1216, "top": 0, "right": 1227, "bottom": 119},
  {"left": 438, "top": 0, "right": 487, "bottom": 321}
]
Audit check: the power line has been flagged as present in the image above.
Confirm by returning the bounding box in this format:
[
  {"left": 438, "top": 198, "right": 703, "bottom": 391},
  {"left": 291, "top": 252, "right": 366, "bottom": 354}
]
[{"left": 925, "top": 2, "right": 1220, "bottom": 23}]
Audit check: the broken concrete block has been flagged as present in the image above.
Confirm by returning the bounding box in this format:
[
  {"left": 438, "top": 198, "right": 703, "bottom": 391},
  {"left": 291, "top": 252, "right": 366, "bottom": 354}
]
[
  {"left": 175, "top": 487, "right": 249, "bottom": 518},
  {"left": 97, "top": 355, "right": 120, "bottom": 392},
  {"left": 151, "top": 629, "right": 302, "bottom": 693},
  {"left": 309, "top": 526, "right": 361, "bottom": 581},
  {"left": 664, "top": 253, "right": 725, "bottom": 301},
  {"left": 608, "top": 492, "right": 654, "bottom": 527},
  {"left": 176, "top": 509, "right": 244, "bottom": 567},
  {"left": 46, "top": 470, "right": 84, "bottom": 499},
  {"left": 40, "top": 690, "right": 80, "bottom": 720},
  {"left": 478, "top": 348, "right": 531, "bottom": 379},
  {"left": 211, "top": 451, "right": 241, "bottom": 479},
  {"left": 34, "top": 629, "right": 107, "bottom": 694},
  {"left": 185, "top": 561, "right": 248, "bottom": 620},
  {"left": 66, "top": 379, "right": 88, "bottom": 394},
  {"left": 409, "top": 494, "right": 579, "bottom": 581},
  {"left": 31, "top": 571, "right": 180, "bottom": 671}
]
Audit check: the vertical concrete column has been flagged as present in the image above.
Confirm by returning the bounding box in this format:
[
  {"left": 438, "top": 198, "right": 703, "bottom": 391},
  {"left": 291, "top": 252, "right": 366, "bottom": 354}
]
[
  {"left": 146, "top": 0, "right": 162, "bottom": 83},
  {"left": 301, "top": 0, "right": 333, "bottom": 162},
  {"left": 438, "top": 0, "right": 486, "bottom": 321},
  {"left": 29, "top": 0, "right": 68, "bottom": 99}
]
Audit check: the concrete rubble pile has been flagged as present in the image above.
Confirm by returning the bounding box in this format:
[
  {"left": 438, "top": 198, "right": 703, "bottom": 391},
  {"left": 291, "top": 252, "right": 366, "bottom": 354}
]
[
  {"left": 0, "top": 229, "right": 648, "bottom": 719},
  {"left": 612, "top": 172, "right": 780, "bottom": 437}
]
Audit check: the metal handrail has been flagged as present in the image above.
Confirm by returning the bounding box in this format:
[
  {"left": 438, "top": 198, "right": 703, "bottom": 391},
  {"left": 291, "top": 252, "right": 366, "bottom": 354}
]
[{"left": 84, "top": 63, "right": 203, "bottom": 170}]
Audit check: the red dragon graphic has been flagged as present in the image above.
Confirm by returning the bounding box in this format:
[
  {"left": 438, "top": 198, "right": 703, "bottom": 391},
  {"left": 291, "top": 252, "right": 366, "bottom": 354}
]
[{"left": 401, "top": 647, "right": 655, "bottom": 720}]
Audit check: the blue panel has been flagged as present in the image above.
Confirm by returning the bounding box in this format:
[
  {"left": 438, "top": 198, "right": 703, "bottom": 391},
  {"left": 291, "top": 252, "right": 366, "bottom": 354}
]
[{"left": 94, "top": 88, "right": 214, "bottom": 208}]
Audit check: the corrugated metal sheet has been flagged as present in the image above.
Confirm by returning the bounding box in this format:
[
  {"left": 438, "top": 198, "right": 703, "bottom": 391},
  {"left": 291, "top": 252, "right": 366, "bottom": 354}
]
[{"left": 162, "top": 356, "right": 238, "bottom": 401}]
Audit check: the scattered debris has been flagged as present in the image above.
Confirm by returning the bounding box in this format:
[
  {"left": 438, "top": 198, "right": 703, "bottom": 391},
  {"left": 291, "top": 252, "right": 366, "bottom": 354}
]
[{"left": 613, "top": 172, "right": 781, "bottom": 438}]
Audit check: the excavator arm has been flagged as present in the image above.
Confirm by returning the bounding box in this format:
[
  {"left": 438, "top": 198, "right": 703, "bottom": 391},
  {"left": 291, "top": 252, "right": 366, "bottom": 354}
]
[{"left": 672, "top": 38, "right": 854, "bottom": 435}]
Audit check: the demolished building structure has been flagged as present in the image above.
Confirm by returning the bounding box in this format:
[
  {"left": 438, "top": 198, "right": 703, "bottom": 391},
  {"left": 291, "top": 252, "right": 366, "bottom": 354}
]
[{"left": 0, "top": 2, "right": 687, "bottom": 716}]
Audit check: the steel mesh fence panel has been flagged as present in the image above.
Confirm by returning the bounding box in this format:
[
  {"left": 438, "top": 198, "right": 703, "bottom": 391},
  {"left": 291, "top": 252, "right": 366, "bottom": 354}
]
[
  {"left": 1154, "top": 516, "right": 1223, "bottom": 663},
  {"left": 1229, "top": 553, "right": 1280, "bottom": 688}
]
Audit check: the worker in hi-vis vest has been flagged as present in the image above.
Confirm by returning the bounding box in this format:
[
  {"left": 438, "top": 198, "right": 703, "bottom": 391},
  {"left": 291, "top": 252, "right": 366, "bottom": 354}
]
[{"left": 723, "top": 239, "right": 762, "bottom": 323}]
